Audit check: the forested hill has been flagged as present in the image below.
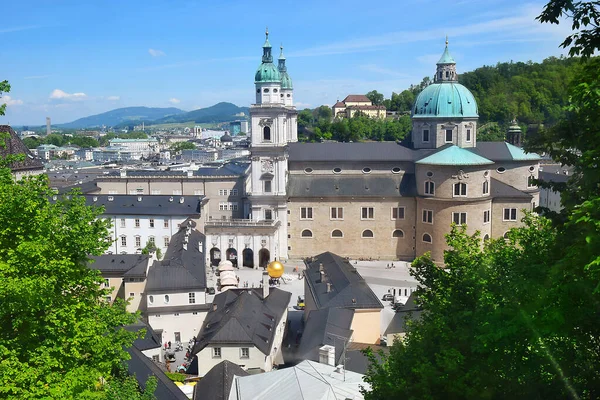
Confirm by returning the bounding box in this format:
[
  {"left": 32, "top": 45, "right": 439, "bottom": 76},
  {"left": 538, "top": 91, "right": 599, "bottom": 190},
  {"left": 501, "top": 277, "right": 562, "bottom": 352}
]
[{"left": 459, "top": 56, "right": 585, "bottom": 125}]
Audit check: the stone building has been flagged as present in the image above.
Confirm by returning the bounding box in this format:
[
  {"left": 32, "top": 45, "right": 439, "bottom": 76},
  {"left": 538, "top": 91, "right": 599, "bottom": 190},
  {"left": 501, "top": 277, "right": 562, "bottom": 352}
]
[{"left": 332, "top": 94, "right": 387, "bottom": 119}]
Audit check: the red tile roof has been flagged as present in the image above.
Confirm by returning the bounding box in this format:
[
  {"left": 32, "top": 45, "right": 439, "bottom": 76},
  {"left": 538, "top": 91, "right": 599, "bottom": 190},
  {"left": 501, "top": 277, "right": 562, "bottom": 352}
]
[
  {"left": 343, "top": 94, "right": 371, "bottom": 103},
  {"left": 332, "top": 101, "right": 345, "bottom": 108}
]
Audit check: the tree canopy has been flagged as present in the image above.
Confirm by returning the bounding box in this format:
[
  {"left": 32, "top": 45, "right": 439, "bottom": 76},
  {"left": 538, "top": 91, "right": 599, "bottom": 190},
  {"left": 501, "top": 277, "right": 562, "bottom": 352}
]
[{"left": 169, "top": 141, "right": 196, "bottom": 152}]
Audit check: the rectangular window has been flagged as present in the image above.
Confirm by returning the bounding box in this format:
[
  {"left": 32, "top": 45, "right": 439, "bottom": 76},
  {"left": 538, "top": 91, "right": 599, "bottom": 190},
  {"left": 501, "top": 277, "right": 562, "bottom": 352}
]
[
  {"left": 241, "top": 348, "right": 250, "bottom": 359},
  {"left": 135, "top": 236, "right": 141, "bottom": 247},
  {"left": 230, "top": 189, "right": 238, "bottom": 196},
  {"left": 120, "top": 236, "right": 127, "bottom": 247},
  {"left": 392, "top": 207, "right": 405, "bottom": 220},
  {"left": 164, "top": 236, "right": 170, "bottom": 247},
  {"left": 265, "top": 209, "right": 273, "bottom": 220},
  {"left": 174, "top": 313, "right": 180, "bottom": 317},
  {"left": 129, "top": 292, "right": 135, "bottom": 298},
  {"left": 452, "top": 212, "right": 467, "bottom": 225},
  {"left": 120, "top": 218, "right": 126, "bottom": 228},
  {"left": 483, "top": 210, "right": 490, "bottom": 224},
  {"left": 264, "top": 180, "right": 272, "bottom": 193},
  {"left": 424, "top": 181, "right": 435, "bottom": 195},
  {"left": 330, "top": 207, "right": 343, "bottom": 220},
  {"left": 466, "top": 129, "right": 471, "bottom": 142},
  {"left": 300, "top": 207, "right": 313, "bottom": 220},
  {"left": 503, "top": 208, "right": 518, "bottom": 221},
  {"left": 361, "top": 207, "right": 374, "bottom": 220},
  {"left": 213, "top": 347, "right": 222, "bottom": 358},
  {"left": 149, "top": 236, "right": 155, "bottom": 245},
  {"left": 135, "top": 219, "right": 140, "bottom": 228},
  {"left": 423, "top": 129, "right": 430, "bottom": 142},
  {"left": 189, "top": 292, "right": 196, "bottom": 304},
  {"left": 483, "top": 181, "right": 489, "bottom": 195},
  {"left": 164, "top": 219, "right": 169, "bottom": 228},
  {"left": 219, "top": 202, "right": 227, "bottom": 211},
  {"left": 453, "top": 182, "right": 467, "bottom": 197},
  {"left": 104, "top": 278, "right": 110, "bottom": 288},
  {"left": 231, "top": 203, "right": 238, "bottom": 211},
  {"left": 219, "top": 189, "right": 227, "bottom": 196},
  {"left": 445, "top": 129, "right": 453, "bottom": 142},
  {"left": 149, "top": 219, "right": 155, "bottom": 228},
  {"left": 527, "top": 176, "right": 536, "bottom": 188},
  {"left": 422, "top": 209, "right": 433, "bottom": 224}
]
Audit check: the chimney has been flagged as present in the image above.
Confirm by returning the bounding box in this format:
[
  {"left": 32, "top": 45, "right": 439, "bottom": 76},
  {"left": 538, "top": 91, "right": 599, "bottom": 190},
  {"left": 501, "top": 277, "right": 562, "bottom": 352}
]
[
  {"left": 320, "top": 271, "right": 327, "bottom": 284},
  {"left": 319, "top": 263, "right": 324, "bottom": 272},
  {"left": 326, "top": 283, "right": 332, "bottom": 293},
  {"left": 318, "top": 345, "right": 335, "bottom": 366},
  {"left": 262, "top": 272, "right": 269, "bottom": 299},
  {"left": 179, "top": 197, "right": 185, "bottom": 204}
]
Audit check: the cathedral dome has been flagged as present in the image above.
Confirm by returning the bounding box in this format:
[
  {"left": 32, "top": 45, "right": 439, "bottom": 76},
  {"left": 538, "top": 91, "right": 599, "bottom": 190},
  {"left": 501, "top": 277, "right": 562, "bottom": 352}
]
[
  {"left": 280, "top": 72, "right": 293, "bottom": 89},
  {"left": 412, "top": 82, "right": 478, "bottom": 118},
  {"left": 220, "top": 132, "right": 233, "bottom": 142},
  {"left": 255, "top": 63, "right": 281, "bottom": 83}
]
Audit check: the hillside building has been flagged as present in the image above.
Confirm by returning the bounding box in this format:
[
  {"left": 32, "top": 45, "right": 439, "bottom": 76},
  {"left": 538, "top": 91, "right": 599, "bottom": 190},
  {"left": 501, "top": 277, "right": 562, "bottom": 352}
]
[{"left": 332, "top": 94, "right": 387, "bottom": 119}]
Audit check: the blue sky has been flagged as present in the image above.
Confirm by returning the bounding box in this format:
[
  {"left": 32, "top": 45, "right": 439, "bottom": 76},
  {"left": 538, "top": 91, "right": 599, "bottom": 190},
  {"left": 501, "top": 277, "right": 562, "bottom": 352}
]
[{"left": 0, "top": 0, "right": 572, "bottom": 125}]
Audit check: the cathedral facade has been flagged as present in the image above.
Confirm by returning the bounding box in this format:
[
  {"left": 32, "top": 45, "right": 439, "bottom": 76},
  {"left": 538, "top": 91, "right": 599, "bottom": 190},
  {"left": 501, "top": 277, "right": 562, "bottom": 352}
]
[{"left": 206, "top": 33, "right": 540, "bottom": 266}]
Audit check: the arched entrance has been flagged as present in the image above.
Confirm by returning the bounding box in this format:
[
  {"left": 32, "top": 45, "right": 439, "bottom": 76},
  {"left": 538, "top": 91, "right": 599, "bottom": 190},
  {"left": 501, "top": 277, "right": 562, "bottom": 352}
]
[
  {"left": 259, "top": 248, "right": 270, "bottom": 270},
  {"left": 226, "top": 248, "right": 238, "bottom": 268},
  {"left": 210, "top": 247, "right": 221, "bottom": 267},
  {"left": 242, "top": 248, "right": 254, "bottom": 268}
]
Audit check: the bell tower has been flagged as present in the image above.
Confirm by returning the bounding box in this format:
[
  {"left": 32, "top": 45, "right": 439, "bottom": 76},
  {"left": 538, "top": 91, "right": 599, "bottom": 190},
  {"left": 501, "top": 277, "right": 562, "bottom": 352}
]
[{"left": 248, "top": 30, "right": 298, "bottom": 261}]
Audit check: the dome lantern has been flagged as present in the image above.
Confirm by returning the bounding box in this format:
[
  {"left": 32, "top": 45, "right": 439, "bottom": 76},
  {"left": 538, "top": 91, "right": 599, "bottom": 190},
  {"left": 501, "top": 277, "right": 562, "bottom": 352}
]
[{"left": 435, "top": 36, "right": 458, "bottom": 83}]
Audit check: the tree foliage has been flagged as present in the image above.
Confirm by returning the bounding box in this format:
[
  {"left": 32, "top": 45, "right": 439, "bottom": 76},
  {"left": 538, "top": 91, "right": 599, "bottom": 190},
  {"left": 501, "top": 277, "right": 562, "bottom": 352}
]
[
  {"left": 169, "top": 141, "right": 196, "bottom": 152},
  {"left": 0, "top": 80, "right": 10, "bottom": 117},
  {"left": 366, "top": 90, "right": 385, "bottom": 106}
]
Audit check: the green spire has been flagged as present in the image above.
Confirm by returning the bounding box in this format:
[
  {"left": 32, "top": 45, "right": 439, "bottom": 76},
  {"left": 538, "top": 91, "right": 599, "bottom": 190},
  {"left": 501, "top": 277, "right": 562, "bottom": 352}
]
[
  {"left": 278, "top": 45, "right": 287, "bottom": 72},
  {"left": 262, "top": 27, "right": 272, "bottom": 63},
  {"left": 437, "top": 36, "right": 456, "bottom": 64}
]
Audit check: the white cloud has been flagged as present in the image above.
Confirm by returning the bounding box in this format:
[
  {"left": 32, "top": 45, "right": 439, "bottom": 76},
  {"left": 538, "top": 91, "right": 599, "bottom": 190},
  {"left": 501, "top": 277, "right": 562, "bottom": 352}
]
[
  {"left": 2, "top": 95, "right": 23, "bottom": 106},
  {"left": 106, "top": 95, "right": 120, "bottom": 101},
  {"left": 169, "top": 98, "right": 181, "bottom": 104},
  {"left": 49, "top": 89, "right": 87, "bottom": 101},
  {"left": 148, "top": 48, "right": 166, "bottom": 57}
]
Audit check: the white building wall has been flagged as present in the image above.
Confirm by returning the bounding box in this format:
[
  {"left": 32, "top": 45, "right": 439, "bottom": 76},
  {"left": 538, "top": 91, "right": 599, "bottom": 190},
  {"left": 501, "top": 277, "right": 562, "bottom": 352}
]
[
  {"left": 146, "top": 291, "right": 207, "bottom": 309},
  {"left": 196, "top": 344, "right": 266, "bottom": 377},
  {"left": 148, "top": 311, "right": 207, "bottom": 344}
]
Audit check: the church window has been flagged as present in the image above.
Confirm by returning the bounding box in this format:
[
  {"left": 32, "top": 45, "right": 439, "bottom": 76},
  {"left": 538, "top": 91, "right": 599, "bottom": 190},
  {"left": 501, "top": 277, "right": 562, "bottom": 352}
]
[
  {"left": 287, "top": 94, "right": 291, "bottom": 97},
  {"left": 333, "top": 167, "right": 342, "bottom": 174},
  {"left": 497, "top": 167, "right": 506, "bottom": 173},
  {"left": 304, "top": 167, "right": 313, "bottom": 174},
  {"left": 264, "top": 180, "right": 272, "bottom": 193},
  {"left": 484, "top": 234, "right": 490, "bottom": 242},
  {"left": 484, "top": 210, "right": 490, "bottom": 224},
  {"left": 423, "top": 129, "right": 430, "bottom": 142},
  {"left": 422, "top": 233, "right": 432, "bottom": 243},
  {"left": 392, "top": 229, "right": 404, "bottom": 238},
  {"left": 422, "top": 209, "right": 433, "bottom": 224},
  {"left": 527, "top": 176, "right": 536, "bottom": 188},
  {"left": 445, "top": 129, "right": 453, "bottom": 142},
  {"left": 439, "top": 72, "right": 443, "bottom": 79},
  {"left": 426, "top": 171, "right": 434, "bottom": 177},
  {"left": 281, "top": 94, "right": 284, "bottom": 97},
  {"left": 453, "top": 182, "right": 467, "bottom": 197},
  {"left": 331, "top": 229, "right": 343, "bottom": 238},
  {"left": 273, "top": 88, "right": 278, "bottom": 93},
  {"left": 466, "top": 129, "right": 471, "bottom": 142},
  {"left": 263, "top": 126, "right": 271, "bottom": 141},
  {"left": 392, "top": 167, "right": 401, "bottom": 174},
  {"left": 503, "top": 208, "right": 517, "bottom": 221},
  {"left": 301, "top": 229, "right": 313, "bottom": 238},
  {"left": 362, "top": 167, "right": 371, "bottom": 174},
  {"left": 256, "top": 89, "right": 260, "bottom": 93},
  {"left": 424, "top": 181, "right": 435, "bottom": 195},
  {"left": 452, "top": 212, "right": 467, "bottom": 225},
  {"left": 263, "top": 88, "right": 269, "bottom": 93},
  {"left": 445, "top": 71, "right": 449, "bottom": 78},
  {"left": 483, "top": 180, "right": 489, "bottom": 195},
  {"left": 362, "top": 229, "right": 374, "bottom": 238}
]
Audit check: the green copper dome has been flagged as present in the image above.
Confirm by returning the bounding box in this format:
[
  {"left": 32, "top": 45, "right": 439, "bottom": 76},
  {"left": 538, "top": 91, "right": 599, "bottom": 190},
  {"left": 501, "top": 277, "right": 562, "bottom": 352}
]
[
  {"left": 280, "top": 72, "right": 293, "bottom": 89},
  {"left": 412, "top": 82, "right": 478, "bottom": 118},
  {"left": 255, "top": 29, "right": 281, "bottom": 84}
]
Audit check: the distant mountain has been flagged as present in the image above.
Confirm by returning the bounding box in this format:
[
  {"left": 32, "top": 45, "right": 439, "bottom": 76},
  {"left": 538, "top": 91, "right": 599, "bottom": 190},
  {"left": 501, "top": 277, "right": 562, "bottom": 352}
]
[
  {"left": 152, "top": 102, "right": 249, "bottom": 125},
  {"left": 59, "top": 107, "right": 185, "bottom": 129}
]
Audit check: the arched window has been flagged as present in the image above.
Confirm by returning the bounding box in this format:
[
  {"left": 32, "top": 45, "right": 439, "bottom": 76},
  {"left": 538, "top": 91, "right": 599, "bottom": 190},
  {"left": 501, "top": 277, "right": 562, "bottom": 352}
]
[
  {"left": 482, "top": 180, "right": 489, "bottom": 195},
  {"left": 503, "top": 231, "right": 510, "bottom": 240},
  {"left": 301, "top": 229, "right": 313, "bottom": 238},
  {"left": 148, "top": 295, "right": 154, "bottom": 304},
  {"left": 164, "top": 295, "right": 170, "bottom": 304},
  {"left": 483, "top": 234, "right": 490, "bottom": 242},
  {"left": 392, "top": 229, "right": 404, "bottom": 238},
  {"left": 422, "top": 233, "right": 432, "bottom": 243},
  {"left": 263, "top": 126, "right": 271, "bottom": 141},
  {"left": 362, "top": 229, "right": 374, "bottom": 238},
  {"left": 331, "top": 229, "right": 343, "bottom": 238},
  {"left": 424, "top": 181, "right": 435, "bottom": 195}
]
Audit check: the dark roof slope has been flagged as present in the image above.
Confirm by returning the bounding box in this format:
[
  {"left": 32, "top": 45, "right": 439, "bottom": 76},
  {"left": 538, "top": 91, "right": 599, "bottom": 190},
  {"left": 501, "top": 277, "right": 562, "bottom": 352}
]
[
  {"left": 305, "top": 252, "right": 383, "bottom": 310},
  {"left": 288, "top": 142, "right": 428, "bottom": 162},
  {"left": 343, "top": 94, "right": 371, "bottom": 103},
  {"left": 125, "top": 346, "right": 189, "bottom": 400},
  {"left": 192, "top": 360, "right": 249, "bottom": 400},
  {"left": 84, "top": 195, "right": 202, "bottom": 216},
  {"left": 146, "top": 221, "right": 207, "bottom": 292},
  {"left": 192, "top": 288, "right": 291, "bottom": 356},
  {"left": 539, "top": 170, "right": 570, "bottom": 184},
  {"left": 88, "top": 254, "right": 149, "bottom": 276},
  {"left": 384, "top": 292, "right": 423, "bottom": 336},
  {"left": 296, "top": 308, "right": 354, "bottom": 365},
  {"left": 288, "top": 174, "right": 416, "bottom": 198},
  {"left": 0, "top": 125, "right": 44, "bottom": 172},
  {"left": 124, "top": 320, "right": 162, "bottom": 351},
  {"left": 491, "top": 178, "right": 533, "bottom": 199}
]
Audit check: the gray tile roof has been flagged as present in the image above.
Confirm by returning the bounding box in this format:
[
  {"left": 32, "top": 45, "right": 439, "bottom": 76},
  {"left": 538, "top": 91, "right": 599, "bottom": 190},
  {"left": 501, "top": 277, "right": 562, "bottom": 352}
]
[
  {"left": 88, "top": 254, "right": 150, "bottom": 276},
  {"left": 0, "top": 125, "right": 44, "bottom": 172},
  {"left": 491, "top": 178, "right": 533, "bottom": 199},
  {"left": 192, "top": 288, "right": 291, "bottom": 356},
  {"left": 384, "top": 292, "right": 423, "bottom": 336},
  {"left": 539, "top": 170, "right": 570, "bottom": 184},
  {"left": 470, "top": 141, "right": 540, "bottom": 162},
  {"left": 104, "top": 162, "right": 248, "bottom": 178},
  {"left": 295, "top": 308, "right": 354, "bottom": 365},
  {"left": 192, "top": 360, "right": 249, "bottom": 400},
  {"left": 288, "top": 142, "right": 430, "bottom": 162},
  {"left": 145, "top": 221, "right": 207, "bottom": 292},
  {"left": 124, "top": 320, "right": 162, "bottom": 351},
  {"left": 125, "top": 346, "right": 189, "bottom": 400},
  {"left": 305, "top": 252, "right": 384, "bottom": 310},
  {"left": 84, "top": 194, "right": 202, "bottom": 216},
  {"left": 287, "top": 174, "right": 416, "bottom": 198}
]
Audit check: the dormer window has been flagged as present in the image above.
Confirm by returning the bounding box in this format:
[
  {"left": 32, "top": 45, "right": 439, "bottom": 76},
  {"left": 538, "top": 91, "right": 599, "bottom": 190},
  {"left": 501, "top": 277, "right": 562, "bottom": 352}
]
[
  {"left": 466, "top": 129, "right": 471, "bottom": 142},
  {"left": 423, "top": 129, "right": 430, "bottom": 142},
  {"left": 445, "top": 129, "right": 453, "bottom": 142}
]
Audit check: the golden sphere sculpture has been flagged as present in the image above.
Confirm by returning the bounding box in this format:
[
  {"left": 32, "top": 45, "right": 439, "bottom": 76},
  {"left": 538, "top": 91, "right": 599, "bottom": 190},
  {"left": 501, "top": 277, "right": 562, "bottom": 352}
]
[{"left": 267, "top": 260, "right": 285, "bottom": 279}]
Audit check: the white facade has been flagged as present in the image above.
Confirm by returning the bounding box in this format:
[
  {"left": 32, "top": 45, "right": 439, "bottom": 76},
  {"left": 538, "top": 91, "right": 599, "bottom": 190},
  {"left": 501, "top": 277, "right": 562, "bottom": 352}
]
[
  {"left": 108, "top": 138, "right": 159, "bottom": 157},
  {"left": 146, "top": 290, "right": 209, "bottom": 344},
  {"left": 107, "top": 215, "right": 194, "bottom": 255}
]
